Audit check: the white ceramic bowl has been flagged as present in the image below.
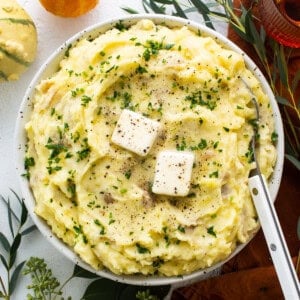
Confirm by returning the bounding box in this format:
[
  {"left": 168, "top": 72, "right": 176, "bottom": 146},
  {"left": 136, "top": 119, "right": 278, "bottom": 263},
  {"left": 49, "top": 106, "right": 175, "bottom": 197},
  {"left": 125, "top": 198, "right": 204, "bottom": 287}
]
[{"left": 15, "top": 14, "right": 284, "bottom": 287}]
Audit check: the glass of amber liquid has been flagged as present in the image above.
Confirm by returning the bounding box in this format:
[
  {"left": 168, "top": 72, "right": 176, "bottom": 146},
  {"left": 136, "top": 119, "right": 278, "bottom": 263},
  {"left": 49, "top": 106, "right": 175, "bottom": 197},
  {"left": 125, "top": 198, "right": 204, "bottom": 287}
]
[
  {"left": 259, "top": 0, "right": 300, "bottom": 48},
  {"left": 39, "top": 0, "right": 99, "bottom": 17}
]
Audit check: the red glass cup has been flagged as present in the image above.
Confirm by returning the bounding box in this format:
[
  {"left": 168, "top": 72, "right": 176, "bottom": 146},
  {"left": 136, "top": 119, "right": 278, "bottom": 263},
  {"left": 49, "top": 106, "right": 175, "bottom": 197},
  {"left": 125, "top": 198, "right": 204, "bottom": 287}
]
[{"left": 259, "top": 0, "right": 300, "bottom": 48}]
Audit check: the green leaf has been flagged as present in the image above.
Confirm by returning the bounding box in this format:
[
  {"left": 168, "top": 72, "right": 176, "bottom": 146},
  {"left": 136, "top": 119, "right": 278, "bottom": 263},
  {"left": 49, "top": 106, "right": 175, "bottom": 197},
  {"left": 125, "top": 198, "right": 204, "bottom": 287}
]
[
  {"left": 154, "top": 0, "right": 173, "bottom": 4},
  {"left": 142, "top": 0, "right": 151, "bottom": 13},
  {"left": 149, "top": 0, "right": 166, "bottom": 14},
  {"left": 285, "top": 154, "right": 300, "bottom": 170},
  {"left": 123, "top": 285, "right": 171, "bottom": 300},
  {"left": 227, "top": 0, "right": 233, "bottom": 9},
  {"left": 9, "top": 261, "right": 26, "bottom": 294},
  {"left": 245, "top": 13, "right": 266, "bottom": 63},
  {"left": 72, "top": 264, "right": 100, "bottom": 279},
  {"left": 230, "top": 23, "right": 252, "bottom": 43},
  {"left": 20, "top": 201, "right": 28, "bottom": 227},
  {"left": 297, "top": 217, "right": 300, "bottom": 240},
  {"left": 0, "top": 232, "right": 10, "bottom": 252},
  {"left": 189, "top": 0, "right": 215, "bottom": 29},
  {"left": 21, "top": 225, "right": 37, "bottom": 236},
  {"left": 7, "top": 198, "right": 14, "bottom": 237},
  {"left": 276, "top": 44, "right": 289, "bottom": 88},
  {"left": 0, "top": 195, "right": 19, "bottom": 223},
  {"left": 10, "top": 189, "right": 22, "bottom": 206},
  {"left": 275, "top": 95, "right": 291, "bottom": 106},
  {"left": 291, "top": 69, "right": 300, "bottom": 93},
  {"left": 9, "top": 234, "right": 21, "bottom": 268},
  {"left": 260, "top": 26, "right": 266, "bottom": 44},
  {"left": 172, "top": 0, "right": 188, "bottom": 18},
  {"left": 0, "top": 254, "right": 8, "bottom": 270},
  {"left": 121, "top": 7, "right": 139, "bottom": 14},
  {"left": 81, "top": 278, "right": 126, "bottom": 299},
  {"left": 10, "top": 234, "right": 21, "bottom": 255}
]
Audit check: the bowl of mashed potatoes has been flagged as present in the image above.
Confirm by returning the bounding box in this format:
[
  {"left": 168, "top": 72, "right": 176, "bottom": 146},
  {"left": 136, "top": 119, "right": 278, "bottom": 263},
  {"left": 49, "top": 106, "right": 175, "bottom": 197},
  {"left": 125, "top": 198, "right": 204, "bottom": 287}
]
[{"left": 15, "top": 14, "right": 284, "bottom": 286}]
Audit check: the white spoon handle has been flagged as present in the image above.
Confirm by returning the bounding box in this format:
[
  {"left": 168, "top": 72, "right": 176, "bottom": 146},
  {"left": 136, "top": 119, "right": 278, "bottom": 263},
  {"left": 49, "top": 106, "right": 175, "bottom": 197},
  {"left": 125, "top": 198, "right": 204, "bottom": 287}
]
[{"left": 249, "top": 175, "right": 300, "bottom": 300}]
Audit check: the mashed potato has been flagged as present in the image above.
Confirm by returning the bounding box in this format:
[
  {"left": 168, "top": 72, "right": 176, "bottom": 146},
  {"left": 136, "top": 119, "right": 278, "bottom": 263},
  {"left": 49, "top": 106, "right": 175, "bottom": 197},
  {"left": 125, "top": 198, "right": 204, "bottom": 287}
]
[{"left": 25, "top": 20, "right": 277, "bottom": 276}]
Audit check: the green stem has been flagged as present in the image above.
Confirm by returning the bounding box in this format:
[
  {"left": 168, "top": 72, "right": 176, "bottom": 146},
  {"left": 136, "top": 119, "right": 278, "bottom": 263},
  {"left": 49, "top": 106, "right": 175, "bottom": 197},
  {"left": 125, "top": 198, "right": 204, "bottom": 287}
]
[
  {"left": 6, "top": 270, "right": 9, "bottom": 300},
  {"left": 33, "top": 269, "right": 47, "bottom": 299},
  {"left": 53, "top": 273, "right": 74, "bottom": 300},
  {"left": 0, "top": 276, "right": 8, "bottom": 299},
  {"left": 284, "top": 107, "right": 300, "bottom": 156}
]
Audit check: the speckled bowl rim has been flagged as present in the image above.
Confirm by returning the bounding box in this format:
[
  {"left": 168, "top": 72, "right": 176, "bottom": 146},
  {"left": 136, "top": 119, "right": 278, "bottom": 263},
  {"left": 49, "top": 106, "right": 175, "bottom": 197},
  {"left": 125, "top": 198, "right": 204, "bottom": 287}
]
[{"left": 15, "top": 14, "right": 284, "bottom": 287}]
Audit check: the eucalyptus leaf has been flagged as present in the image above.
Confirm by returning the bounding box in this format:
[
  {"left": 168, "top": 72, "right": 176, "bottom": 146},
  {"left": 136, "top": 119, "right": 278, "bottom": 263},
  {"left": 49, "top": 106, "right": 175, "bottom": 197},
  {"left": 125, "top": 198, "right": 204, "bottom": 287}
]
[
  {"left": 275, "top": 95, "right": 291, "bottom": 106},
  {"left": 122, "top": 285, "right": 171, "bottom": 300},
  {"left": 9, "top": 261, "right": 26, "bottom": 294},
  {"left": 276, "top": 44, "right": 289, "bottom": 88},
  {"left": 81, "top": 278, "right": 126, "bottom": 300},
  {"left": 149, "top": 0, "right": 166, "bottom": 14},
  {"left": 291, "top": 69, "right": 300, "bottom": 93},
  {"left": 9, "top": 234, "right": 21, "bottom": 268},
  {"left": 72, "top": 264, "right": 100, "bottom": 279},
  {"left": 285, "top": 154, "right": 300, "bottom": 170},
  {"left": 8, "top": 251, "right": 17, "bottom": 269},
  {"left": 20, "top": 201, "right": 28, "bottom": 227},
  {"left": 21, "top": 225, "right": 37, "bottom": 236},
  {"left": 0, "top": 232, "right": 10, "bottom": 252},
  {"left": 189, "top": 0, "right": 215, "bottom": 29},
  {"left": 154, "top": 0, "right": 173, "bottom": 4},
  {"left": 142, "top": 0, "right": 151, "bottom": 13},
  {"left": 260, "top": 26, "right": 266, "bottom": 44},
  {"left": 227, "top": 0, "right": 233, "bottom": 9},
  {"left": 7, "top": 198, "right": 14, "bottom": 237},
  {"left": 0, "top": 254, "right": 8, "bottom": 270},
  {"left": 245, "top": 12, "right": 266, "bottom": 63},
  {"left": 172, "top": 0, "right": 188, "bottom": 18},
  {"left": 10, "top": 189, "right": 22, "bottom": 206},
  {"left": 0, "top": 195, "right": 19, "bottom": 223},
  {"left": 10, "top": 234, "right": 21, "bottom": 256},
  {"left": 121, "top": 7, "right": 139, "bottom": 14},
  {"left": 230, "top": 23, "right": 252, "bottom": 43},
  {"left": 297, "top": 217, "right": 300, "bottom": 240}
]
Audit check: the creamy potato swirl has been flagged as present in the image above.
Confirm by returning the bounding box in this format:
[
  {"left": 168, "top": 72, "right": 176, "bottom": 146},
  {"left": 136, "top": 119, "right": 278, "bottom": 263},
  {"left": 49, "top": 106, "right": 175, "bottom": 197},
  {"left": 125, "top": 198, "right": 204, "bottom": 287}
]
[{"left": 25, "top": 20, "right": 277, "bottom": 276}]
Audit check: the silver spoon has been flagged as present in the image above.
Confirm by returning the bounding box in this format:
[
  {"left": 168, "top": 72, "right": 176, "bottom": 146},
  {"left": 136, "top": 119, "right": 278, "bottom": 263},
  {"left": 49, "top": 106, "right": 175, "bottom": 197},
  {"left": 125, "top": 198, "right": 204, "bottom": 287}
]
[{"left": 243, "top": 79, "right": 300, "bottom": 299}]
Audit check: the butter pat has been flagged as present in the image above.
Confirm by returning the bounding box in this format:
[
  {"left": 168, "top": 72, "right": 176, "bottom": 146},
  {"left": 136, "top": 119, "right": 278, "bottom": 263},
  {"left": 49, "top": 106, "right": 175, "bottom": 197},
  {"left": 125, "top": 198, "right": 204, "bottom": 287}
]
[
  {"left": 152, "top": 150, "right": 195, "bottom": 197},
  {"left": 111, "top": 109, "right": 160, "bottom": 156}
]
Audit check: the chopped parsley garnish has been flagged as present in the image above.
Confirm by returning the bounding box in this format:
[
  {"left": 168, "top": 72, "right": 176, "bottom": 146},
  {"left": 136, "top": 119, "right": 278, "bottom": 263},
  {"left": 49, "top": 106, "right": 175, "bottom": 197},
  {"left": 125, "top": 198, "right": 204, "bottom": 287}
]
[
  {"left": 142, "top": 39, "right": 174, "bottom": 61},
  {"left": 207, "top": 226, "right": 217, "bottom": 237},
  {"left": 271, "top": 131, "right": 278, "bottom": 143},
  {"left": 115, "top": 21, "right": 126, "bottom": 31},
  {"left": 245, "top": 146, "right": 254, "bottom": 163},
  {"left": 76, "top": 138, "right": 91, "bottom": 161},
  {"left": 23, "top": 156, "right": 35, "bottom": 179},
  {"left": 177, "top": 225, "right": 185, "bottom": 233},
  {"left": 209, "top": 171, "right": 219, "bottom": 178},
  {"left": 81, "top": 95, "right": 92, "bottom": 107},
  {"left": 67, "top": 178, "right": 76, "bottom": 198},
  {"left": 108, "top": 212, "right": 115, "bottom": 225},
  {"left": 124, "top": 169, "right": 132, "bottom": 179},
  {"left": 136, "top": 243, "right": 150, "bottom": 254},
  {"left": 94, "top": 219, "right": 106, "bottom": 235},
  {"left": 136, "top": 65, "right": 148, "bottom": 74},
  {"left": 24, "top": 156, "right": 35, "bottom": 170},
  {"left": 197, "top": 139, "right": 207, "bottom": 150},
  {"left": 185, "top": 90, "right": 217, "bottom": 110},
  {"left": 176, "top": 138, "right": 187, "bottom": 151}
]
